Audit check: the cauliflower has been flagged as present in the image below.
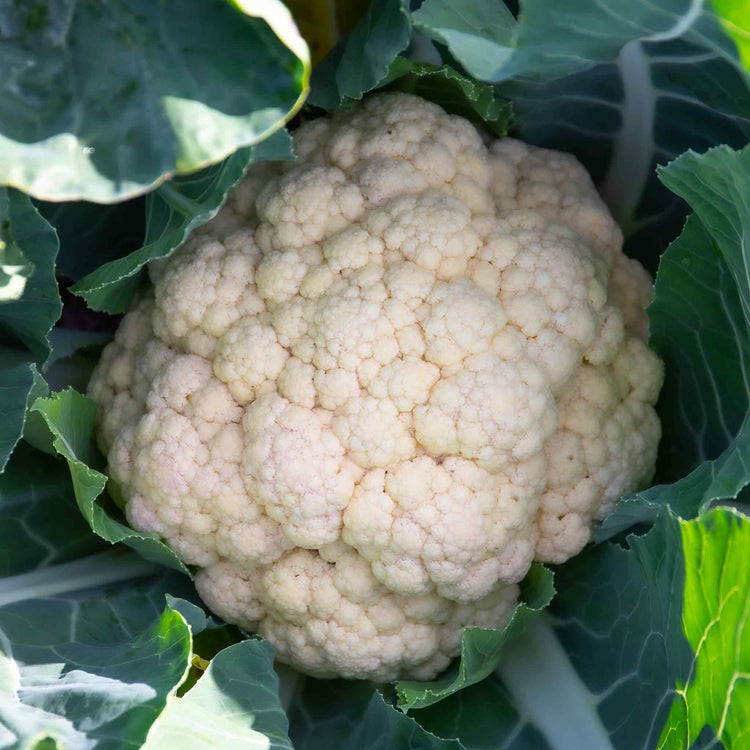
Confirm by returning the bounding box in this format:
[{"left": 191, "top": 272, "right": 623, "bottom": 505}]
[{"left": 88, "top": 93, "right": 663, "bottom": 682}]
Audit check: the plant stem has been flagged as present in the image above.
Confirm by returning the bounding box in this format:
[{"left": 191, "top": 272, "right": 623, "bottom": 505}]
[{"left": 496, "top": 615, "right": 614, "bottom": 750}]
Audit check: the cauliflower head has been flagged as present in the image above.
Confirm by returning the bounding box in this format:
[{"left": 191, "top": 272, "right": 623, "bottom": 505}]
[{"left": 89, "top": 93, "right": 663, "bottom": 682}]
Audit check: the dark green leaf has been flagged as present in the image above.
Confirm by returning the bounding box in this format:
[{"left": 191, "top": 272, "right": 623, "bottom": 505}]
[
  {"left": 72, "top": 128, "right": 293, "bottom": 313},
  {"left": 288, "top": 679, "right": 463, "bottom": 749},
  {"left": 396, "top": 564, "right": 553, "bottom": 712},
  {"left": 36, "top": 196, "right": 146, "bottom": 282},
  {"left": 388, "top": 62, "right": 513, "bottom": 136},
  {"left": 412, "top": 673, "right": 551, "bottom": 749},
  {"left": 31, "top": 389, "right": 190, "bottom": 574},
  {"left": 411, "top": 0, "right": 516, "bottom": 81},
  {"left": 601, "top": 144, "right": 750, "bottom": 538},
  {"left": 0, "top": 0, "right": 309, "bottom": 202},
  {"left": 144, "top": 639, "right": 294, "bottom": 749},
  {"left": 415, "top": 509, "right": 748, "bottom": 749},
  {"left": 0, "top": 189, "right": 60, "bottom": 471},
  {"left": 0, "top": 565, "right": 193, "bottom": 749},
  {"left": 309, "top": 0, "right": 412, "bottom": 109},
  {"left": 0, "top": 442, "right": 106, "bottom": 577},
  {"left": 0, "top": 357, "right": 35, "bottom": 472},
  {"left": 0, "top": 189, "right": 60, "bottom": 360}
]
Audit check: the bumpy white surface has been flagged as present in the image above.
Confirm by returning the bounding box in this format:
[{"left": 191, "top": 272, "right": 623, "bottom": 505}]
[{"left": 89, "top": 93, "right": 663, "bottom": 681}]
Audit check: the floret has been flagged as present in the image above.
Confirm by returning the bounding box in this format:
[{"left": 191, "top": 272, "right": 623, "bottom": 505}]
[{"left": 89, "top": 93, "right": 663, "bottom": 681}]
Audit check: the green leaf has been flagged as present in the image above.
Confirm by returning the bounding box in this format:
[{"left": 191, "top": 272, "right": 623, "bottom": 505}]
[
  {"left": 412, "top": 0, "right": 750, "bottom": 267},
  {"left": 335, "top": 0, "right": 412, "bottom": 101},
  {"left": 72, "top": 128, "right": 293, "bottom": 313},
  {"left": 411, "top": 0, "right": 516, "bottom": 81},
  {"left": 551, "top": 508, "right": 748, "bottom": 748},
  {"left": 396, "top": 564, "right": 553, "bottom": 712},
  {"left": 0, "top": 0, "right": 309, "bottom": 202},
  {"left": 387, "top": 62, "right": 513, "bottom": 136},
  {"left": 417, "top": 0, "right": 743, "bottom": 83},
  {"left": 0, "top": 562, "right": 194, "bottom": 749},
  {"left": 0, "top": 189, "right": 60, "bottom": 360},
  {"left": 414, "top": 509, "right": 748, "bottom": 749},
  {"left": 658, "top": 146, "right": 750, "bottom": 329},
  {"left": 31, "top": 389, "right": 190, "bottom": 574},
  {"left": 36, "top": 196, "right": 146, "bottom": 282},
  {"left": 0, "top": 357, "right": 35, "bottom": 473},
  {"left": 287, "top": 679, "right": 463, "bottom": 749},
  {"left": 163, "top": 596, "right": 215, "bottom": 637},
  {"left": 144, "top": 639, "right": 294, "bottom": 749},
  {"left": 659, "top": 510, "right": 750, "bottom": 748},
  {"left": 0, "top": 442, "right": 106, "bottom": 577},
  {"left": 0, "top": 198, "right": 33, "bottom": 303},
  {"left": 410, "top": 668, "right": 551, "bottom": 749},
  {"left": 0, "top": 189, "right": 60, "bottom": 471},
  {"left": 601, "top": 144, "right": 750, "bottom": 538},
  {"left": 308, "top": 0, "right": 750, "bottom": 267},
  {"left": 648, "top": 216, "right": 747, "bottom": 483},
  {"left": 711, "top": 0, "right": 750, "bottom": 71},
  {"left": 308, "top": 0, "right": 412, "bottom": 109},
  {"left": 18, "top": 361, "right": 54, "bottom": 455},
  {"left": 20, "top": 331, "right": 112, "bottom": 457}
]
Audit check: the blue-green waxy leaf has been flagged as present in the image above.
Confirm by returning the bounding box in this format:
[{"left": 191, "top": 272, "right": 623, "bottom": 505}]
[
  {"left": 0, "top": 442, "right": 106, "bottom": 577},
  {"left": 415, "top": 0, "right": 745, "bottom": 84},
  {"left": 31, "top": 389, "right": 190, "bottom": 574},
  {"left": 648, "top": 216, "right": 747, "bottom": 483},
  {"left": 287, "top": 679, "right": 462, "bottom": 750},
  {"left": 396, "top": 564, "right": 554, "bottom": 712},
  {"left": 0, "top": 189, "right": 60, "bottom": 472},
  {"left": 0, "top": 196, "right": 33, "bottom": 303},
  {"left": 0, "top": 190, "right": 61, "bottom": 360},
  {"left": 385, "top": 61, "right": 513, "bottom": 136},
  {"left": 601, "top": 144, "right": 750, "bottom": 538},
  {"left": 0, "top": 357, "right": 36, "bottom": 474},
  {"left": 412, "top": 508, "right": 749, "bottom": 749},
  {"left": 71, "top": 128, "right": 293, "bottom": 313},
  {"left": 0, "top": 0, "right": 309, "bottom": 203},
  {"left": 411, "top": 0, "right": 516, "bottom": 82},
  {"left": 0, "top": 562, "right": 194, "bottom": 750},
  {"left": 36, "top": 195, "right": 147, "bottom": 283},
  {"left": 143, "top": 639, "right": 294, "bottom": 749},
  {"left": 413, "top": 0, "right": 750, "bottom": 266},
  {"left": 308, "top": 0, "right": 412, "bottom": 110},
  {"left": 657, "top": 145, "right": 750, "bottom": 327},
  {"left": 309, "top": 0, "right": 750, "bottom": 267}
]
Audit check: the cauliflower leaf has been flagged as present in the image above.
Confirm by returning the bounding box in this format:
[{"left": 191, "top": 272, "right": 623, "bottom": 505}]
[
  {"left": 602, "top": 144, "right": 750, "bottom": 537},
  {"left": 0, "top": 190, "right": 60, "bottom": 471},
  {"left": 0, "top": 0, "right": 309, "bottom": 203},
  {"left": 31, "top": 389, "right": 191, "bottom": 574},
  {"left": 412, "top": 508, "right": 749, "bottom": 749}
]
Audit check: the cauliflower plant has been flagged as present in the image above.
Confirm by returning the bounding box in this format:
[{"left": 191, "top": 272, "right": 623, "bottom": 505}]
[{"left": 89, "top": 93, "right": 663, "bottom": 682}]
